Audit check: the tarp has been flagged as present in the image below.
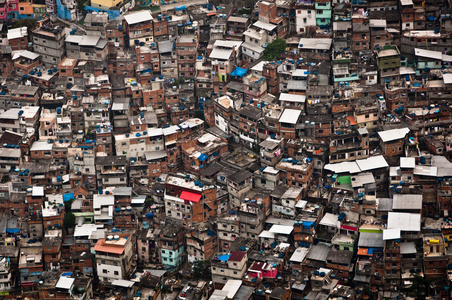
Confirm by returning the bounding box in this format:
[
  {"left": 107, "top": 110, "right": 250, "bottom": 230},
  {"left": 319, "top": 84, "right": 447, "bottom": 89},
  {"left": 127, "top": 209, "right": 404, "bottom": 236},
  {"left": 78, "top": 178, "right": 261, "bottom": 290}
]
[
  {"left": 63, "top": 193, "right": 74, "bottom": 202},
  {"left": 6, "top": 228, "right": 19, "bottom": 234},
  {"left": 175, "top": 5, "right": 186, "bottom": 10},
  {"left": 357, "top": 248, "right": 368, "bottom": 256},
  {"left": 231, "top": 67, "right": 248, "bottom": 78},
  {"left": 218, "top": 254, "right": 230, "bottom": 261},
  {"left": 303, "top": 221, "right": 314, "bottom": 229},
  {"left": 179, "top": 191, "right": 202, "bottom": 203},
  {"left": 197, "top": 153, "right": 208, "bottom": 162}
]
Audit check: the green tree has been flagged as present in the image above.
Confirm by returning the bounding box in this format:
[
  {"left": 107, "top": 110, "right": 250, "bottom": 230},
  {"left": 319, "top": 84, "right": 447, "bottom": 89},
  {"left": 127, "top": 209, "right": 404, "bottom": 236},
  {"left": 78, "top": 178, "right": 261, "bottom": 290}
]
[
  {"left": 64, "top": 199, "right": 74, "bottom": 213},
  {"left": 407, "top": 273, "right": 432, "bottom": 299},
  {"left": 144, "top": 197, "right": 153, "bottom": 208},
  {"left": 63, "top": 212, "right": 76, "bottom": 229},
  {"left": 262, "top": 39, "right": 287, "bottom": 61},
  {"left": 192, "top": 260, "right": 211, "bottom": 280}
]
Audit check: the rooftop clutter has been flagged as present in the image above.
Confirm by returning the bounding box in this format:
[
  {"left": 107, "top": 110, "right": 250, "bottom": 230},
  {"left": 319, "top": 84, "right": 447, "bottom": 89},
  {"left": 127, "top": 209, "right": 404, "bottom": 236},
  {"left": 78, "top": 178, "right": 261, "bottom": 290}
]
[{"left": 0, "top": 0, "right": 451, "bottom": 298}]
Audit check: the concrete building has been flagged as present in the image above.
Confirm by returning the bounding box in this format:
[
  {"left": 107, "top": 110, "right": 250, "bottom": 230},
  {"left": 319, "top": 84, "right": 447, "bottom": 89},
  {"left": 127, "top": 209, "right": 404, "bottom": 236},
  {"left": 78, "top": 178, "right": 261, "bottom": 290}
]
[{"left": 93, "top": 234, "right": 134, "bottom": 283}]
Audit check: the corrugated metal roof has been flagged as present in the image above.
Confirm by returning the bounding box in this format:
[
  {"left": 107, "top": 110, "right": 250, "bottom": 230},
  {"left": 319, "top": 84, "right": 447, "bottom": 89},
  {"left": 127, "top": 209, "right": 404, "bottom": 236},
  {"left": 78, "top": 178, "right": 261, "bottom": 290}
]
[
  {"left": 306, "top": 244, "right": 331, "bottom": 261},
  {"left": 392, "top": 194, "right": 422, "bottom": 210},
  {"left": 358, "top": 232, "right": 384, "bottom": 248},
  {"left": 93, "top": 239, "right": 125, "bottom": 254}
]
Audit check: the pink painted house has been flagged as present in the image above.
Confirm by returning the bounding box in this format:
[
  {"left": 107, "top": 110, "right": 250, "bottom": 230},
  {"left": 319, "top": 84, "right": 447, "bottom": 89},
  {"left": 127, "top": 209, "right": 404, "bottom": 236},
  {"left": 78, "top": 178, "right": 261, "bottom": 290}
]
[
  {"left": 0, "top": 0, "right": 19, "bottom": 21},
  {"left": 248, "top": 261, "right": 279, "bottom": 279}
]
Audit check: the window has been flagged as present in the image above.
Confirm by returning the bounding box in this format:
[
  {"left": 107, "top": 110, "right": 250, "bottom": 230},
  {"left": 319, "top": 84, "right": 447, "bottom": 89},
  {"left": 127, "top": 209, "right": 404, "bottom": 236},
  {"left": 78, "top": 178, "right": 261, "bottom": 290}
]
[
  {"left": 114, "top": 271, "right": 119, "bottom": 275},
  {"left": 102, "top": 269, "right": 107, "bottom": 274}
]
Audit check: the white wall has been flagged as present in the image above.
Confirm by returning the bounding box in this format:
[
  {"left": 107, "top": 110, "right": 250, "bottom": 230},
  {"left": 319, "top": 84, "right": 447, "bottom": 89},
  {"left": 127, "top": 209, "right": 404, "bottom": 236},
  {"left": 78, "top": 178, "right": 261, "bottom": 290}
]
[
  {"left": 96, "top": 263, "right": 122, "bottom": 282},
  {"left": 215, "top": 113, "right": 229, "bottom": 134},
  {"left": 296, "top": 9, "right": 316, "bottom": 33}
]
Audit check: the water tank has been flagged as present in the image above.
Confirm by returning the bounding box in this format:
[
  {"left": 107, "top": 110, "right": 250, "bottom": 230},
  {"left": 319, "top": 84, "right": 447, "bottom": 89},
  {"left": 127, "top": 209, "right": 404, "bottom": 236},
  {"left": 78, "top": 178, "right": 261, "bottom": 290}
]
[
  {"left": 114, "top": 235, "right": 120, "bottom": 241},
  {"left": 107, "top": 235, "right": 113, "bottom": 240}
]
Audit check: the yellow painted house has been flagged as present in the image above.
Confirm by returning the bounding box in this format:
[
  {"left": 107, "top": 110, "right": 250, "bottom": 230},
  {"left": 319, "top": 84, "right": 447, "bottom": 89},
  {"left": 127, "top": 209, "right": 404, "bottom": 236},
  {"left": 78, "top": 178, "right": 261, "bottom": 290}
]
[{"left": 90, "top": 0, "right": 124, "bottom": 9}]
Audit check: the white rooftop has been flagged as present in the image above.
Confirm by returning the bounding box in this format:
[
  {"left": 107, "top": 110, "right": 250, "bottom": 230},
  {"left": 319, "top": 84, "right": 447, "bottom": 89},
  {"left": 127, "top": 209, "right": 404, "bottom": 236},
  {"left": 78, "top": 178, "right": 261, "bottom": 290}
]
[
  {"left": 444, "top": 74, "right": 452, "bottom": 85},
  {"left": 382, "top": 228, "right": 401, "bottom": 240},
  {"left": 253, "top": 20, "right": 277, "bottom": 31},
  {"left": 214, "top": 40, "right": 242, "bottom": 49},
  {"left": 392, "top": 194, "right": 422, "bottom": 210},
  {"left": 414, "top": 48, "right": 442, "bottom": 60},
  {"left": 7, "top": 27, "right": 27, "bottom": 40},
  {"left": 12, "top": 50, "right": 40, "bottom": 61},
  {"left": 222, "top": 280, "right": 242, "bottom": 299},
  {"left": 279, "top": 93, "right": 306, "bottom": 103},
  {"left": 279, "top": 108, "right": 301, "bottom": 124},
  {"left": 32, "top": 186, "right": 44, "bottom": 197},
  {"left": 93, "top": 194, "right": 114, "bottom": 209},
  {"left": 30, "top": 141, "right": 53, "bottom": 152},
  {"left": 55, "top": 276, "right": 75, "bottom": 290},
  {"left": 378, "top": 127, "right": 410, "bottom": 142},
  {"left": 124, "top": 11, "right": 153, "bottom": 25},
  {"left": 251, "top": 61, "right": 266, "bottom": 72},
  {"left": 209, "top": 48, "right": 233, "bottom": 60},
  {"left": 387, "top": 212, "right": 421, "bottom": 232},
  {"left": 263, "top": 166, "right": 279, "bottom": 175},
  {"left": 259, "top": 230, "right": 275, "bottom": 239},
  {"left": 325, "top": 155, "right": 388, "bottom": 174},
  {"left": 269, "top": 224, "right": 293, "bottom": 235},
  {"left": 74, "top": 224, "right": 104, "bottom": 238},
  {"left": 298, "top": 38, "right": 332, "bottom": 50},
  {"left": 356, "top": 155, "right": 389, "bottom": 171},
  {"left": 290, "top": 247, "right": 309, "bottom": 263},
  {"left": 320, "top": 213, "right": 339, "bottom": 228},
  {"left": 400, "top": 157, "right": 415, "bottom": 168}
]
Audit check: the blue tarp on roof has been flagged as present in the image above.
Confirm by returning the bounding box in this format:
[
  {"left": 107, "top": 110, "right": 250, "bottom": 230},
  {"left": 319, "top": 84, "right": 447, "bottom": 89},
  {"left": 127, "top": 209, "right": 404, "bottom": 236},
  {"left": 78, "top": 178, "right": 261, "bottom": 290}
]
[
  {"left": 175, "top": 5, "right": 186, "bottom": 10},
  {"left": 198, "top": 153, "right": 208, "bottom": 161},
  {"left": 230, "top": 67, "right": 248, "bottom": 78},
  {"left": 303, "top": 221, "right": 314, "bottom": 229},
  {"left": 6, "top": 228, "right": 19, "bottom": 234},
  {"left": 63, "top": 193, "right": 74, "bottom": 202},
  {"left": 218, "top": 255, "right": 230, "bottom": 261}
]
